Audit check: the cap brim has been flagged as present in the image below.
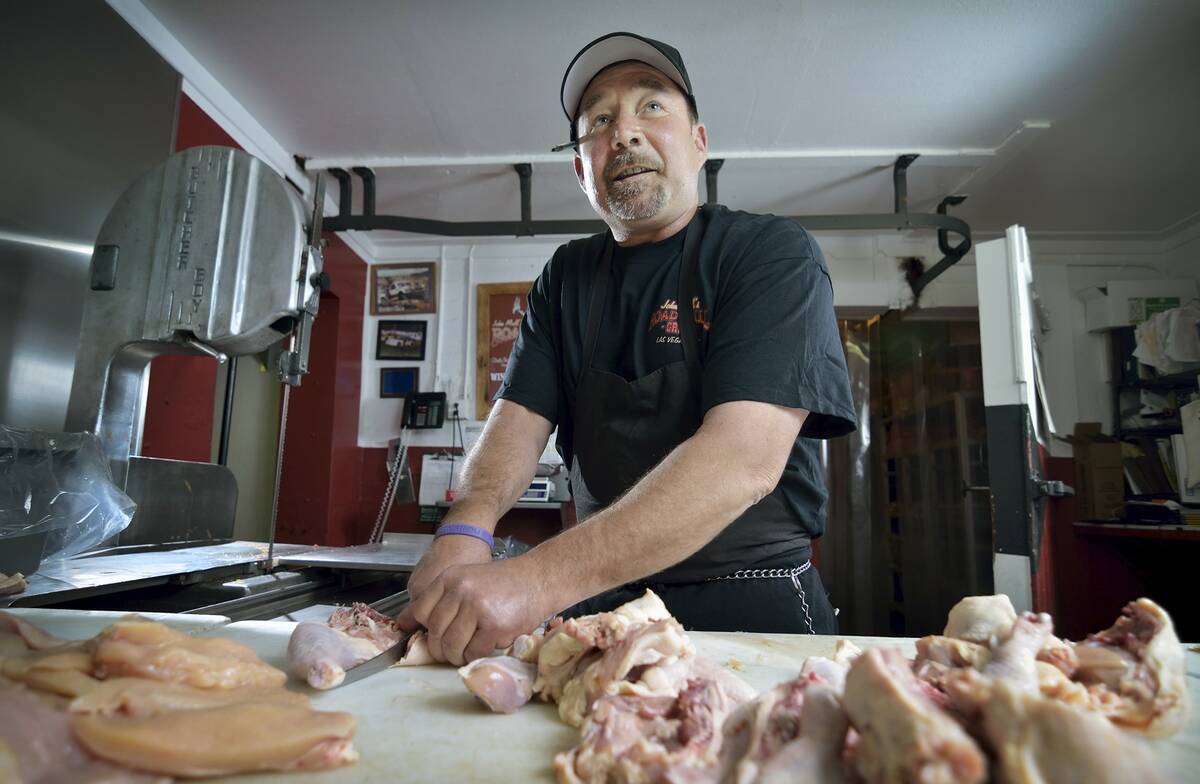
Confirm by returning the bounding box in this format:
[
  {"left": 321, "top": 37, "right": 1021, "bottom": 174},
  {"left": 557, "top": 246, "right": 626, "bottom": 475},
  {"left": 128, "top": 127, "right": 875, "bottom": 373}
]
[{"left": 561, "top": 34, "right": 689, "bottom": 122}]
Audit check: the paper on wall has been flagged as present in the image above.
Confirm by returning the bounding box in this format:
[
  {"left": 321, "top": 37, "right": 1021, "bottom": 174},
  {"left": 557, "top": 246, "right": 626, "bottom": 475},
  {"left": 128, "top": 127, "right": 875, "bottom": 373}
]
[{"left": 1182, "top": 398, "right": 1200, "bottom": 492}]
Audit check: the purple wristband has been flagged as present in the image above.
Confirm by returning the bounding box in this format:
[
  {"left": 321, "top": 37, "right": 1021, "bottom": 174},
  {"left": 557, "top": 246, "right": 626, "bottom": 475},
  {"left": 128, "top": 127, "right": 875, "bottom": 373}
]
[{"left": 434, "top": 523, "right": 494, "bottom": 550}]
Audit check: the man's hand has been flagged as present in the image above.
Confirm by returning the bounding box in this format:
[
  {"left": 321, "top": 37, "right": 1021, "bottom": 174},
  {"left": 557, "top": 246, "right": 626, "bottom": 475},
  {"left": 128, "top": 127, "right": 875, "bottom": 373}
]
[
  {"left": 406, "top": 534, "right": 493, "bottom": 600},
  {"left": 396, "top": 556, "right": 555, "bottom": 666}
]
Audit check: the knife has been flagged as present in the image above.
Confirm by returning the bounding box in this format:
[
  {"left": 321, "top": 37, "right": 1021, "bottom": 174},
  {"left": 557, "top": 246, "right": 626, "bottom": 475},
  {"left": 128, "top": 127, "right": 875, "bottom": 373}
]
[
  {"left": 339, "top": 635, "right": 410, "bottom": 686},
  {"left": 338, "top": 589, "right": 414, "bottom": 686}
]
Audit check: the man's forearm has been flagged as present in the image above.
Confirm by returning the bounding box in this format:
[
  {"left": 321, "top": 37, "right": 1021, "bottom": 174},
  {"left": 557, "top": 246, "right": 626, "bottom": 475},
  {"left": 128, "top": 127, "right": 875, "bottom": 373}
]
[
  {"left": 443, "top": 401, "right": 551, "bottom": 531},
  {"left": 528, "top": 402, "right": 807, "bottom": 609}
]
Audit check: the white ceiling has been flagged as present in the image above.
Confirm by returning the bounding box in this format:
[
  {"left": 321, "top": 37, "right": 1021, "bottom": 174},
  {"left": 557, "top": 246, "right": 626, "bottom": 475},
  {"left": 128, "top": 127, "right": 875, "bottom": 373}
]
[{"left": 135, "top": 0, "right": 1200, "bottom": 247}]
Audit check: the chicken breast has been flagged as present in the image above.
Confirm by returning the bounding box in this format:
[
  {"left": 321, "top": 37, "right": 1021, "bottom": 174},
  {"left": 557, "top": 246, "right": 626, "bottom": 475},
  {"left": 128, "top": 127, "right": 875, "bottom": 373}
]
[
  {"left": 71, "top": 700, "right": 358, "bottom": 777},
  {"left": 0, "top": 682, "right": 161, "bottom": 783},
  {"left": 70, "top": 676, "right": 310, "bottom": 718},
  {"left": 0, "top": 610, "right": 71, "bottom": 650},
  {"left": 93, "top": 619, "right": 286, "bottom": 690}
]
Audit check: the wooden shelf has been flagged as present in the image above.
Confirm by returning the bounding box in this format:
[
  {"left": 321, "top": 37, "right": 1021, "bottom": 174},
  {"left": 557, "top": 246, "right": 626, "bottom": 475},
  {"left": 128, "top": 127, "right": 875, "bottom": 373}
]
[
  {"left": 1122, "top": 370, "right": 1199, "bottom": 390},
  {"left": 1117, "top": 426, "right": 1183, "bottom": 439},
  {"left": 1074, "top": 522, "right": 1200, "bottom": 541}
]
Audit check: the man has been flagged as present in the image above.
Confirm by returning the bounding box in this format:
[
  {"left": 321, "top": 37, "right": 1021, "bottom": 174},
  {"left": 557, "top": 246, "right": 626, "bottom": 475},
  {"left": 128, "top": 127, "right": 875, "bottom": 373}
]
[{"left": 398, "top": 33, "right": 856, "bottom": 665}]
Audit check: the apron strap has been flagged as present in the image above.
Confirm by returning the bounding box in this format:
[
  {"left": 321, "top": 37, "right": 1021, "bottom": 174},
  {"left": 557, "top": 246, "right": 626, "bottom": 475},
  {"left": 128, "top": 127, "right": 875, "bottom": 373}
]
[
  {"left": 579, "top": 233, "right": 614, "bottom": 383},
  {"left": 676, "top": 205, "right": 709, "bottom": 370}
]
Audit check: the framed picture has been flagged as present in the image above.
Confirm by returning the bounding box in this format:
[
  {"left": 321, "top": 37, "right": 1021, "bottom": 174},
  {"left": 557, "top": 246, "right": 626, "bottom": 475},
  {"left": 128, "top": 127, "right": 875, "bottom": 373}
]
[
  {"left": 475, "top": 282, "right": 531, "bottom": 420},
  {"left": 370, "top": 262, "right": 437, "bottom": 315},
  {"left": 379, "top": 367, "right": 419, "bottom": 398},
  {"left": 376, "top": 320, "right": 427, "bottom": 360}
]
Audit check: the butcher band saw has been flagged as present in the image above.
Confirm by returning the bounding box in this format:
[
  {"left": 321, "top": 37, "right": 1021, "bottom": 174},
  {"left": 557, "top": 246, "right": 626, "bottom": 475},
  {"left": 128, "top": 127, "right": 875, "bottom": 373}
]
[{"left": 5, "top": 146, "right": 427, "bottom": 616}]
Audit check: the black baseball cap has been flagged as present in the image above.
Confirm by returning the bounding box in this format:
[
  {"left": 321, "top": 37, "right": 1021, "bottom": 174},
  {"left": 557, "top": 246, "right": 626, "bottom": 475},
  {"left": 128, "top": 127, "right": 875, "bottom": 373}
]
[{"left": 559, "top": 32, "right": 697, "bottom": 143}]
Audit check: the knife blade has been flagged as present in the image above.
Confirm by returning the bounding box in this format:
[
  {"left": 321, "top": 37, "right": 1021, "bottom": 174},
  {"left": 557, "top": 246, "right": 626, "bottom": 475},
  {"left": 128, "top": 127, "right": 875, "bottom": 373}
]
[{"left": 339, "top": 635, "right": 410, "bottom": 686}]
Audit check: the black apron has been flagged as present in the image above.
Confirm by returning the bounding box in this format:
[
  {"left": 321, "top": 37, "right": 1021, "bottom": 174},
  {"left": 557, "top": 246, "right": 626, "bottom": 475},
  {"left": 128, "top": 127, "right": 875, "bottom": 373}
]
[{"left": 563, "top": 206, "right": 837, "bottom": 633}]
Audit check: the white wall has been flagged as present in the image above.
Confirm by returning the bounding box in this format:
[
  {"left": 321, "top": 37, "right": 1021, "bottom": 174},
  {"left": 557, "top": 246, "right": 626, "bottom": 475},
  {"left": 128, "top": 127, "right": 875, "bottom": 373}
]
[
  {"left": 1162, "top": 219, "right": 1200, "bottom": 280},
  {"left": 355, "top": 226, "right": 1195, "bottom": 458}
]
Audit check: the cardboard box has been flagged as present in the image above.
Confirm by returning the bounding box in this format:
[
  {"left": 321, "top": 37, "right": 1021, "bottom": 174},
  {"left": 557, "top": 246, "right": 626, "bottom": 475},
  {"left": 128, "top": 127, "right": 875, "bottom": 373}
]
[
  {"left": 1062, "top": 423, "right": 1125, "bottom": 520},
  {"left": 1079, "top": 279, "right": 1199, "bottom": 333}
]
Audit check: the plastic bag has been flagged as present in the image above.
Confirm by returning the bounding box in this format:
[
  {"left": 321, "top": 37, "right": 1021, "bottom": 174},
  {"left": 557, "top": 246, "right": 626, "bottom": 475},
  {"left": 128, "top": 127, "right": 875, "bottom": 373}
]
[
  {"left": 491, "top": 535, "right": 531, "bottom": 561},
  {"left": 0, "top": 425, "right": 136, "bottom": 563}
]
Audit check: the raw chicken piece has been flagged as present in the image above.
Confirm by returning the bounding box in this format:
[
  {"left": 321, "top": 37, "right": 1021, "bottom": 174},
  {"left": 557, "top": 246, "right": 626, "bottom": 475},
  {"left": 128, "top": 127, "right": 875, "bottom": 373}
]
[
  {"left": 632, "top": 654, "right": 757, "bottom": 707},
  {"left": 509, "top": 627, "right": 547, "bottom": 662},
  {"left": 757, "top": 683, "right": 850, "bottom": 784},
  {"left": 559, "top": 618, "right": 694, "bottom": 726},
  {"left": 717, "top": 676, "right": 813, "bottom": 784},
  {"left": 799, "top": 655, "right": 851, "bottom": 695},
  {"left": 843, "top": 648, "right": 986, "bottom": 784},
  {"left": 70, "top": 676, "right": 310, "bottom": 718},
  {"left": 556, "top": 676, "right": 746, "bottom": 784},
  {"left": 944, "top": 594, "right": 1017, "bottom": 645},
  {"left": 555, "top": 692, "right": 677, "bottom": 783},
  {"left": 535, "top": 590, "right": 672, "bottom": 703},
  {"left": 980, "top": 674, "right": 1167, "bottom": 784},
  {"left": 288, "top": 621, "right": 384, "bottom": 689},
  {"left": 1070, "top": 598, "right": 1189, "bottom": 737},
  {"left": 832, "top": 638, "right": 863, "bottom": 667},
  {"left": 458, "top": 656, "right": 537, "bottom": 713},
  {"left": 394, "top": 629, "right": 436, "bottom": 666},
  {"left": 981, "top": 612, "right": 1053, "bottom": 692},
  {"left": 93, "top": 619, "right": 286, "bottom": 690},
  {"left": 533, "top": 628, "right": 594, "bottom": 702},
  {"left": 0, "top": 682, "right": 160, "bottom": 783},
  {"left": 1, "top": 648, "right": 100, "bottom": 698},
  {"left": 914, "top": 635, "right": 990, "bottom": 669},
  {"left": 71, "top": 700, "right": 358, "bottom": 777},
  {"left": 0, "top": 572, "right": 25, "bottom": 596},
  {"left": 0, "top": 611, "right": 70, "bottom": 650},
  {"left": 328, "top": 602, "right": 403, "bottom": 646},
  {"left": 714, "top": 667, "right": 851, "bottom": 784}
]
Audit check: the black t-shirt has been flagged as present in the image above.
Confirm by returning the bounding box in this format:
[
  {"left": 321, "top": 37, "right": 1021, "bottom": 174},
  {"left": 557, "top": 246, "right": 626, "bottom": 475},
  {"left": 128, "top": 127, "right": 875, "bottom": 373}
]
[{"left": 496, "top": 205, "right": 857, "bottom": 546}]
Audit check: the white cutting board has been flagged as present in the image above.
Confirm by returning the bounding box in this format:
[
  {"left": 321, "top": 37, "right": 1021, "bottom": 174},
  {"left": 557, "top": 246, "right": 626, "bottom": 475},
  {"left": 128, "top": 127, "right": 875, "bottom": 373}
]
[
  {"left": 1, "top": 608, "right": 230, "bottom": 640},
  {"left": 200, "top": 624, "right": 1200, "bottom": 784}
]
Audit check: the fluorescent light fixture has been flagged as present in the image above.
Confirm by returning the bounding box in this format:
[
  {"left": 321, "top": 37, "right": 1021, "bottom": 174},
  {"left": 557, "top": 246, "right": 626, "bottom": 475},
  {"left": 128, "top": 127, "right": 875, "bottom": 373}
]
[{"left": 0, "top": 230, "right": 93, "bottom": 256}]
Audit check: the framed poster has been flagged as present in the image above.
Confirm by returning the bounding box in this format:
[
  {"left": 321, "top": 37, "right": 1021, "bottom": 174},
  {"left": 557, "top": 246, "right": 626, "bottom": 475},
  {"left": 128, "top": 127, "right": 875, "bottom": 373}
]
[
  {"left": 379, "top": 367, "right": 419, "bottom": 398},
  {"left": 370, "top": 262, "right": 437, "bottom": 315},
  {"left": 376, "top": 320, "right": 427, "bottom": 360},
  {"left": 475, "top": 282, "right": 531, "bottom": 420}
]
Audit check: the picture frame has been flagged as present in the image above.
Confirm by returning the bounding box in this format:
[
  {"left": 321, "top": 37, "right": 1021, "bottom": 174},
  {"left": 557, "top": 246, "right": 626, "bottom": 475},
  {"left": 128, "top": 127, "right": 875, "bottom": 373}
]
[
  {"left": 379, "top": 367, "right": 420, "bottom": 398},
  {"left": 370, "top": 262, "right": 437, "bottom": 315},
  {"left": 476, "top": 282, "right": 532, "bottom": 420},
  {"left": 376, "top": 320, "right": 427, "bottom": 361}
]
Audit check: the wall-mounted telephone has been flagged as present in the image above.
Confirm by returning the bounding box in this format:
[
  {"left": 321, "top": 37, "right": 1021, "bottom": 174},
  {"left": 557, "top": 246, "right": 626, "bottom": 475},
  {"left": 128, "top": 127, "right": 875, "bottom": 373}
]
[{"left": 403, "top": 392, "right": 447, "bottom": 430}]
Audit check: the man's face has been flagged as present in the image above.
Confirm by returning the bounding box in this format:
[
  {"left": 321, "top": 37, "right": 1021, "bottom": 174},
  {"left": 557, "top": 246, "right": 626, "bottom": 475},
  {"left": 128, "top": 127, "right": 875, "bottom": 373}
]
[{"left": 573, "top": 62, "right": 707, "bottom": 231}]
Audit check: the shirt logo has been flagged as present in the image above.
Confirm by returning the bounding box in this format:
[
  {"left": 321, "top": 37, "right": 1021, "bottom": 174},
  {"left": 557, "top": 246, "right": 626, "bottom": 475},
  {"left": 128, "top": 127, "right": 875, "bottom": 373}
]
[{"left": 647, "top": 298, "right": 710, "bottom": 345}]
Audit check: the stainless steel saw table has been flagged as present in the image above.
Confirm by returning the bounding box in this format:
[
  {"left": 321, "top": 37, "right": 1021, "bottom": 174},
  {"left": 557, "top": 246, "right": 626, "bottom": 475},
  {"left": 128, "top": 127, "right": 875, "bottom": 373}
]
[{"left": 0, "top": 541, "right": 312, "bottom": 608}]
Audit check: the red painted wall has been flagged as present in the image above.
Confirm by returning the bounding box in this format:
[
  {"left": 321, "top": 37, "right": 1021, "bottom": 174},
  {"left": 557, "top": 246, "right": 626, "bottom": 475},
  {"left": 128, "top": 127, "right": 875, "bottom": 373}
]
[
  {"left": 275, "top": 235, "right": 368, "bottom": 545},
  {"left": 140, "top": 95, "right": 239, "bottom": 462}
]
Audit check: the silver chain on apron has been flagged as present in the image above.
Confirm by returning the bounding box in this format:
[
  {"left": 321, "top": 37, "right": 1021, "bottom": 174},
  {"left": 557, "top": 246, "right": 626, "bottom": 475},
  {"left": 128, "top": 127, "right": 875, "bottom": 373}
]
[{"left": 706, "top": 561, "right": 815, "bottom": 634}]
